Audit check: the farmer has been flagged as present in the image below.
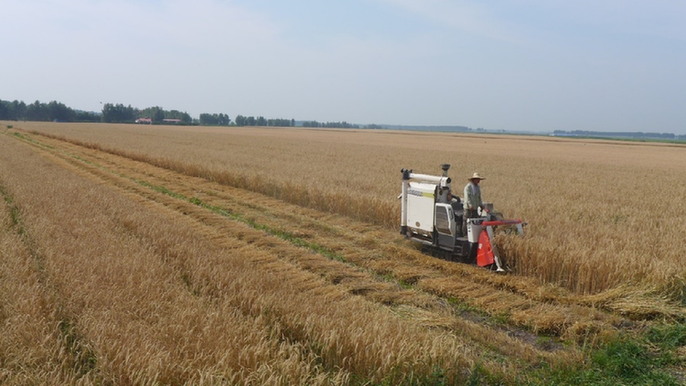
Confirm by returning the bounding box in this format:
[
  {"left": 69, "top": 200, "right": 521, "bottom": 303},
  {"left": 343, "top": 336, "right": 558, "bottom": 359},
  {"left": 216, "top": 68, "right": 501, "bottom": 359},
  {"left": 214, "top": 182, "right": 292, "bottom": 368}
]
[{"left": 463, "top": 172, "right": 486, "bottom": 232}]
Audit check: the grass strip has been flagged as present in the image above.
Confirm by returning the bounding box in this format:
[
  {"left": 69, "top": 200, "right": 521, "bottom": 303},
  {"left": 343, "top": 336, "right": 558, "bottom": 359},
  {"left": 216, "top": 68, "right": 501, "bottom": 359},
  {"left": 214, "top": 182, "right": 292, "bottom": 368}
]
[
  {"left": 531, "top": 329, "right": 683, "bottom": 386},
  {"left": 137, "top": 179, "right": 348, "bottom": 262},
  {"left": 11, "top": 131, "right": 54, "bottom": 149},
  {"left": 0, "top": 182, "right": 23, "bottom": 233}
]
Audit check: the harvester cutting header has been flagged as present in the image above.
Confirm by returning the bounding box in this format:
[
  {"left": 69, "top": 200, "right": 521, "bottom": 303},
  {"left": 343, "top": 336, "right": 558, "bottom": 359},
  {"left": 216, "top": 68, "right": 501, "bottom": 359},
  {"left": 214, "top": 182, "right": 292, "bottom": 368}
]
[{"left": 399, "top": 164, "right": 524, "bottom": 271}]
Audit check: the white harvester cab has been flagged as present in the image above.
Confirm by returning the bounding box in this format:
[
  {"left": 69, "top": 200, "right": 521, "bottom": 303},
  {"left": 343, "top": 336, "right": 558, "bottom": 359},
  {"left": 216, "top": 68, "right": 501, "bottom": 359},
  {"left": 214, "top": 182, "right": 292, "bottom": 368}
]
[{"left": 399, "top": 164, "right": 524, "bottom": 272}]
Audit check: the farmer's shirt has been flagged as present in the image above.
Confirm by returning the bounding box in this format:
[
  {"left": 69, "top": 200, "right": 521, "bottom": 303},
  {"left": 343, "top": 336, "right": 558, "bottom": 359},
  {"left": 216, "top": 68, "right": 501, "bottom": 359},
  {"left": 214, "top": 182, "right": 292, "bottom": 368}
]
[{"left": 463, "top": 181, "right": 482, "bottom": 211}]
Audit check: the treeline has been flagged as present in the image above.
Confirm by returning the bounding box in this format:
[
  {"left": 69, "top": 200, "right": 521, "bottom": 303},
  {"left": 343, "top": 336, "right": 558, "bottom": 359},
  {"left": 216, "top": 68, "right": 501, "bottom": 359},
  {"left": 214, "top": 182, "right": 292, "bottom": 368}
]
[
  {"left": 234, "top": 115, "right": 295, "bottom": 127},
  {"left": 1, "top": 98, "right": 363, "bottom": 129},
  {"left": 139, "top": 106, "right": 191, "bottom": 123},
  {"left": 100, "top": 103, "right": 136, "bottom": 123},
  {"left": 364, "top": 124, "right": 384, "bottom": 129},
  {"left": 552, "top": 130, "right": 686, "bottom": 140},
  {"left": 0, "top": 99, "right": 100, "bottom": 122},
  {"left": 0, "top": 99, "right": 196, "bottom": 125},
  {"left": 101, "top": 103, "right": 192, "bottom": 124},
  {"left": 199, "top": 113, "right": 231, "bottom": 126},
  {"left": 301, "top": 121, "right": 360, "bottom": 129}
]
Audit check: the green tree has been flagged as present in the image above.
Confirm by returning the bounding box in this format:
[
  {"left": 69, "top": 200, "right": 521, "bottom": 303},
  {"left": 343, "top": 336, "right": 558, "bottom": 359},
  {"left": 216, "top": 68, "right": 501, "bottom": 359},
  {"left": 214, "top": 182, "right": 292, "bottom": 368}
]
[
  {"left": 199, "top": 113, "right": 216, "bottom": 125},
  {"left": 302, "top": 120, "right": 321, "bottom": 127},
  {"left": 47, "top": 101, "right": 75, "bottom": 122},
  {"left": 152, "top": 107, "right": 165, "bottom": 123},
  {"left": 74, "top": 110, "right": 101, "bottom": 122},
  {"left": 101, "top": 103, "right": 137, "bottom": 123},
  {"left": 12, "top": 100, "right": 27, "bottom": 120},
  {"left": 0, "top": 99, "right": 27, "bottom": 120},
  {"left": 167, "top": 110, "right": 192, "bottom": 123},
  {"left": 199, "top": 113, "right": 229, "bottom": 125},
  {"left": 26, "top": 101, "right": 50, "bottom": 121}
]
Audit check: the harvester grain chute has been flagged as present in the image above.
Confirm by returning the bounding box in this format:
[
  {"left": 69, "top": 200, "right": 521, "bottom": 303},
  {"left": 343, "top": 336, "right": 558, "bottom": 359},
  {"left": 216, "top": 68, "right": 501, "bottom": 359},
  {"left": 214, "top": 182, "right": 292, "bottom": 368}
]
[{"left": 399, "top": 164, "right": 524, "bottom": 272}]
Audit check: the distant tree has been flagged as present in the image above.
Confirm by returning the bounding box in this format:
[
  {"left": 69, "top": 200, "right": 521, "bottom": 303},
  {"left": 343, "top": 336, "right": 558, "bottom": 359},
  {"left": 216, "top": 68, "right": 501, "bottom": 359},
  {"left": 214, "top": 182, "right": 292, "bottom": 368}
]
[
  {"left": 74, "top": 110, "right": 101, "bottom": 122},
  {"left": 0, "top": 100, "right": 9, "bottom": 120},
  {"left": 199, "top": 113, "right": 216, "bottom": 125},
  {"left": 308, "top": 121, "right": 360, "bottom": 129},
  {"left": 364, "top": 124, "right": 383, "bottom": 129},
  {"left": 0, "top": 101, "right": 7, "bottom": 120},
  {"left": 234, "top": 114, "right": 296, "bottom": 127},
  {"left": 302, "top": 120, "right": 321, "bottom": 127},
  {"left": 13, "top": 100, "right": 27, "bottom": 120},
  {"left": 1, "top": 98, "right": 94, "bottom": 122},
  {"left": 12, "top": 100, "right": 26, "bottom": 120},
  {"left": 266, "top": 118, "right": 293, "bottom": 127},
  {"left": 102, "top": 103, "right": 137, "bottom": 123},
  {"left": 200, "top": 113, "right": 230, "bottom": 126},
  {"left": 167, "top": 110, "right": 192, "bottom": 123},
  {"left": 138, "top": 106, "right": 164, "bottom": 122},
  {"left": 25, "top": 101, "right": 50, "bottom": 121},
  {"left": 101, "top": 103, "right": 115, "bottom": 122},
  {"left": 152, "top": 106, "right": 165, "bottom": 123},
  {"left": 47, "top": 101, "right": 75, "bottom": 122},
  {"left": 0, "top": 99, "right": 27, "bottom": 120},
  {"left": 137, "top": 107, "right": 192, "bottom": 124}
]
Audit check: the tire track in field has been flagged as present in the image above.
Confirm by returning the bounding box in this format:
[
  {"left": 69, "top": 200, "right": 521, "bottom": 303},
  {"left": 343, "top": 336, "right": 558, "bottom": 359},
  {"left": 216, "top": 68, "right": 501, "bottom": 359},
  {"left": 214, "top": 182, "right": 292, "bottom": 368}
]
[
  {"left": 8, "top": 130, "right": 626, "bottom": 358},
  {"left": 8, "top": 130, "right": 559, "bottom": 373},
  {"left": 0, "top": 167, "right": 99, "bottom": 381},
  {"left": 5, "top": 131, "right": 539, "bottom": 381},
  {"left": 2, "top": 133, "right": 359, "bottom": 384},
  {"left": 12, "top": 130, "right": 624, "bottom": 337}
]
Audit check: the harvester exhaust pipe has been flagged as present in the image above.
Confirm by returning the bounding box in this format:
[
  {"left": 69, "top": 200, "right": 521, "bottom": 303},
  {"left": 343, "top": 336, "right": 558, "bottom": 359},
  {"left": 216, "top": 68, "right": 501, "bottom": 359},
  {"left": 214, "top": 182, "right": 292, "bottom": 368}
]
[
  {"left": 441, "top": 164, "right": 451, "bottom": 177},
  {"left": 400, "top": 168, "right": 411, "bottom": 235}
]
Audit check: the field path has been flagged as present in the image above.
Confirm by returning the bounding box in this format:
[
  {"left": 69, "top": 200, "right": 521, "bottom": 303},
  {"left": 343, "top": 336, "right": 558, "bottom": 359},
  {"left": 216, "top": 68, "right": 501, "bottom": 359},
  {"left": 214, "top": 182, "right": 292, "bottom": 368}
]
[{"left": 4, "top": 128, "right": 666, "bottom": 381}]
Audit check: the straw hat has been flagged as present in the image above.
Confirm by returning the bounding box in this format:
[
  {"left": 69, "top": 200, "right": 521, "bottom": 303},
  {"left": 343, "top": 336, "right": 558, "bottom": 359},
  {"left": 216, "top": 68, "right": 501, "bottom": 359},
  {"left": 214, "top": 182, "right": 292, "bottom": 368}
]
[{"left": 468, "top": 172, "right": 485, "bottom": 180}]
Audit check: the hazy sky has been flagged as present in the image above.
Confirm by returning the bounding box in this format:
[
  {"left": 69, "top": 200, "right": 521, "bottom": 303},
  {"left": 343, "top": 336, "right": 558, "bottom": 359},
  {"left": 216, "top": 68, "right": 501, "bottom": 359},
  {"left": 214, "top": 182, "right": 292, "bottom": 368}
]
[{"left": 2, "top": 0, "right": 685, "bottom": 133}]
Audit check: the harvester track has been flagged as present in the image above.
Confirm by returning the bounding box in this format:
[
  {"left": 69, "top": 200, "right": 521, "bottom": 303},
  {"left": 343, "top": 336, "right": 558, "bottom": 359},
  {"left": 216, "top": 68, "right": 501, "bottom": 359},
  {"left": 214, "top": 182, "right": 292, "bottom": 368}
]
[{"left": 6, "top": 129, "right": 643, "bottom": 368}]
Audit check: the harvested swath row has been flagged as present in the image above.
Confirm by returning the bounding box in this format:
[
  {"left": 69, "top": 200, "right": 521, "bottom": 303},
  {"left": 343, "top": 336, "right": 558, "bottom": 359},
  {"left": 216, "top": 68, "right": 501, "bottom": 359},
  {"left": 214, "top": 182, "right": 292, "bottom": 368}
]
[
  {"left": 3, "top": 135, "right": 354, "bottom": 384},
  {"left": 14, "top": 131, "right": 447, "bottom": 317},
  {"left": 191, "top": 183, "right": 624, "bottom": 339},
  {"left": 4, "top": 124, "right": 575, "bottom": 382},
  {"left": 8, "top": 127, "right": 614, "bottom": 364},
  {"left": 5, "top": 121, "right": 568, "bottom": 382},
  {"left": 0, "top": 160, "right": 98, "bottom": 383},
  {"left": 7, "top": 129, "right": 594, "bottom": 373},
  {"left": 21, "top": 123, "right": 686, "bottom": 303},
  {"left": 1, "top": 129, "right": 481, "bottom": 384},
  {"left": 0, "top": 191, "right": 69, "bottom": 383},
  {"left": 17, "top": 129, "right": 635, "bottom": 340}
]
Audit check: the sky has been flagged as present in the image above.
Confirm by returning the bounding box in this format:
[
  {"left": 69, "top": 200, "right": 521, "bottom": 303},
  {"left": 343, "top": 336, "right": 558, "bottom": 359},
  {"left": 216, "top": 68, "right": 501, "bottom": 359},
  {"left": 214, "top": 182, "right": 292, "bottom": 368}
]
[{"left": 2, "top": 0, "right": 685, "bottom": 134}]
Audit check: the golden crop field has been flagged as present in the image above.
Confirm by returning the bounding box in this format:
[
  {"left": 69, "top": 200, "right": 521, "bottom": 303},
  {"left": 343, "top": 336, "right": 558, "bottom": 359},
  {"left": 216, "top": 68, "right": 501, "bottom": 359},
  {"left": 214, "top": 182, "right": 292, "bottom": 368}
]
[{"left": 2, "top": 121, "right": 686, "bottom": 384}]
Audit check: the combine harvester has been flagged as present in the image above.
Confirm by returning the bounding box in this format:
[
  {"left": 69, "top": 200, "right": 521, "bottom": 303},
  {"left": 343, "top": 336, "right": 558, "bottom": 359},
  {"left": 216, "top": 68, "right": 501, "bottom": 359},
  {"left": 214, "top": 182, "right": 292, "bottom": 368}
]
[{"left": 399, "top": 164, "right": 524, "bottom": 272}]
